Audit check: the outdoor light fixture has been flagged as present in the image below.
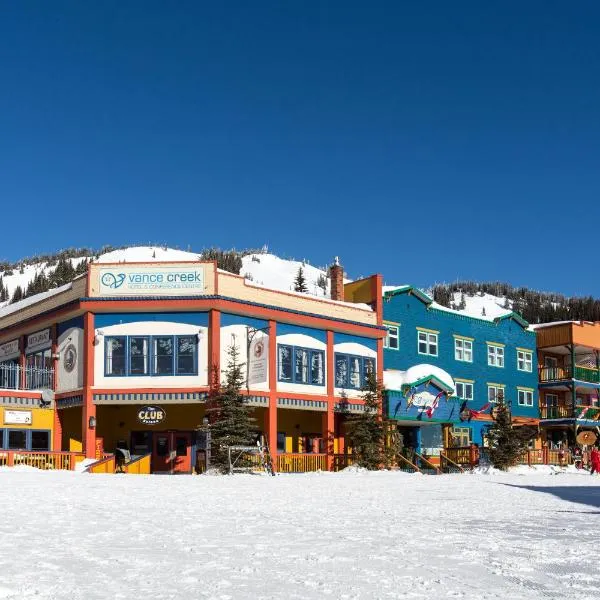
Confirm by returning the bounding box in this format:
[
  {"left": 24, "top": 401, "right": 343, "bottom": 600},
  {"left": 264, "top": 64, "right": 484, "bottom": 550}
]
[
  {"left": 93, "top": 330, "right": 104, "bottom": 346},
  {"left": 202, "top": 417, "right": 209, "bottom": 427},
  {"left": 88, "top": 416, "right": 96, "bottom": 429}
]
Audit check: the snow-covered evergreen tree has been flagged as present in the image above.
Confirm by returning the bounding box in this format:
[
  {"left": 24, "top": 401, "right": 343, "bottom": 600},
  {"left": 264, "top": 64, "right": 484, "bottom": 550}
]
[{"left": 294, "top": 267, "right": 308, "bottom": 293}]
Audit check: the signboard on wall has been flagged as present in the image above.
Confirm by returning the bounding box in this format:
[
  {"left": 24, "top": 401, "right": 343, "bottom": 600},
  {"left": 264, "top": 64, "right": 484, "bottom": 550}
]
[
  {"left": 137, "top": 406, "right": 166, "bottom": 425},
  {"left": 4, "top": 410, "right": 32, "bottom": 425},
  {"left": 96, "top": 265, "right": 206, "bottom": 297},
  {"left": 27, "top": 329, "right": 51, "bottom": 352},
  {"left": 0, "top": 339, "right": 19, "bottom": 359},
  {"left": 248, "top": 336, "right": 268, "bottom": 385}
]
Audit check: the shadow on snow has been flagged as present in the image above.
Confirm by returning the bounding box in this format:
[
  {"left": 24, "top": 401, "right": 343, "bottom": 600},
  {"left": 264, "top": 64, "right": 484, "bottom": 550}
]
[{"left": 497, "top": 483, "right": 600, "bottom": 511}]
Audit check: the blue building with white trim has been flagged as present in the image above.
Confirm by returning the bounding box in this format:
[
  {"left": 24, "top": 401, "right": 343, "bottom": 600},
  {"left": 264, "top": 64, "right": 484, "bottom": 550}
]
[{"left": 382, "top": 286, "right": 539, "bottom": 456}]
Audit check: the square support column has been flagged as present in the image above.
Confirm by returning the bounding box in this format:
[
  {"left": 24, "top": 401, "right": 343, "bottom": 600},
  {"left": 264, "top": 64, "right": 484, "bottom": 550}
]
[
  {"left": 322, "top": 405, "right": 335, "bottom": 471},
  {"left": 267, "top": 320, "right": 278, "bottom": 471},
  {"left": 208, "top": 309, "right": 221, "bottom": 390},
  {"left": 325, "top": 330, "right": 335, "bottom": 470},
  {"left": 82, "top": 312, "right": 96, "bottom": 459}
]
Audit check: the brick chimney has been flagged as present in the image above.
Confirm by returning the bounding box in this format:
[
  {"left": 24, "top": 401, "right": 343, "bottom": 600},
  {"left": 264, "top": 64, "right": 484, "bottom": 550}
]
[{"left": 329, "top": 257, "right": 344, "bottom": 302}]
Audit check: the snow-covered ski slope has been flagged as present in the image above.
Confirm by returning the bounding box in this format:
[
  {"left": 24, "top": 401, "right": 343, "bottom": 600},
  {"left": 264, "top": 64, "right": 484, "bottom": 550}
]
[{"left": 0, "top": 467, "right": 598, "bottom": 599}]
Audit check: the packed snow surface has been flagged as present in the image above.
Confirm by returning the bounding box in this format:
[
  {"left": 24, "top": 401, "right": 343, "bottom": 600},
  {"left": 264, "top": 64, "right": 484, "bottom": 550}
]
[{"left": 0, "top": 469, "right": 599, "bottom": 599}]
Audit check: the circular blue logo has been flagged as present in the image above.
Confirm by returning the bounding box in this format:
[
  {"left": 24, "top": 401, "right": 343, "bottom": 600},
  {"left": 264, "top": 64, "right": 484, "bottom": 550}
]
[{"left": 101, "top": 272, "right": 126, "bottom": 289}]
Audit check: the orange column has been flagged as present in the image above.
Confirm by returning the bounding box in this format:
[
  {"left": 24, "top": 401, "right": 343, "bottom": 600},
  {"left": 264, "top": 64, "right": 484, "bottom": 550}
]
[
  {"left": 208, "top": 309, "right": 221, "bottom": 390},
  {"left": 82, "top": 312, "right": 96, "bottom": 459},
  {"left": 51, "top": 325, "right": 62, "bottom": 451},
  {"left": 266, "top": 320, "right": 278, "bottom": 471},
  {"left": 324, "top": 330, "right": 335, "bottom": 470}
]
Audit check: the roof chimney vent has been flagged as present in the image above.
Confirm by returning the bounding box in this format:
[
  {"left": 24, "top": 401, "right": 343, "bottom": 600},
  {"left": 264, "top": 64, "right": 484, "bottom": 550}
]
[{"left": 329, "top": 258, "right": 344, "bottom": 302}]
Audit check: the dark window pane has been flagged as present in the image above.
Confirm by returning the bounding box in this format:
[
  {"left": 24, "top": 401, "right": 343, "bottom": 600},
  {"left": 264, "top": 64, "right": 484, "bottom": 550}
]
[
  {"left": 106, "top": 337, "right": 126, "bottom": 376},
  {"left": 176, "top": 336, "right": 196, "bottom": 374},
  {"left": 349, "top": 357, "right": 361, "bottom": 389},
  {"left": 154, "top": 337, "right": 174, "bottom": 375},
  {"left": 278, "top": 346, "right": 292, "bottom": 381},
  {"left": 8, "top": 430, "right": 27, "bottom": 450},
  {"left": 156, "top": 436, "right": 169, "bottom": 457},
  {"left": 175, "top": 436, "right": 188, "bottom": 457},
  {"left": 277, "top": 432, "right": 286, "bottom": 452},
  {"left": 30, "top": 431, "right": 49, "bottom": 451},
  {"left": 335, "top": 355, "right": 347, "bottom": 387},
  {"left": 295, "top": 349, "right": 309, "bottom": 383},
  {"left": 129, "top": 337, "right": 149, "bottom": 375},
  {"left": 311, "top": 351, "right": 324, "bottom": 385}
]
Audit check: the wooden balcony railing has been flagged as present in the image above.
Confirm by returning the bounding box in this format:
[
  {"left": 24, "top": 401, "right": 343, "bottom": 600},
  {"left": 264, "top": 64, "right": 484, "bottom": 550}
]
[
  {"left": 539, "top": 365, "right": 600, "bottom": 384},
  {"left": 540, "top": 404, "right": 600, "bottom": 420},
  {"left": 277, "top": 453, "right": 326, "bottom": 473},
  {"left": 0, "top": 450, "right": 84, "bottom": 470},
  {"left": 333, "top": 454, "right": 355, "bottom": 472}
]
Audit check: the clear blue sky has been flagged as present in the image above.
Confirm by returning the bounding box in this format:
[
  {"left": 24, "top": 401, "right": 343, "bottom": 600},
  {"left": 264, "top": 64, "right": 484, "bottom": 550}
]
[{"left": 1, "top": 2, "right": 599, "bottom": 296}]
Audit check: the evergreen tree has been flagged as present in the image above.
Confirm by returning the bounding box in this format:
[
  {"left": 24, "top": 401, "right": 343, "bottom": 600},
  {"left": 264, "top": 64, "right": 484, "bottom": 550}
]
[
  {"left": 294, "top": 267, "right": 308, "bottom": 293},
  {"left": 486, "top": 395, "right": 536, "bottom": 470},
  {"left": 11, "top": 286, "right": 23, "bottom": 303},
  {"left": 205, "top": 343, "right": 256, "bottom": 473},
  {"left": 346, "top": 371, "right": 384, "bottom": 470}
]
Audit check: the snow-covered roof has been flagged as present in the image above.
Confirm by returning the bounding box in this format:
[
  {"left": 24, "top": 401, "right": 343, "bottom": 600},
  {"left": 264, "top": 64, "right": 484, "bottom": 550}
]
[
  {"left": 384, "top": 364, "right": 455, "bottom": 394},
  {"left": 530, "top": 320, "right": 598, "bottom": 330},
  {"left": 0, "top": 281, "right": 74, "bottom": 319}
]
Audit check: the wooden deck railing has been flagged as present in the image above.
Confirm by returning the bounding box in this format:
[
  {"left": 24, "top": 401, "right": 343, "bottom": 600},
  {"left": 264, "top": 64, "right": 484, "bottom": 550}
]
[
  {"left": 122, "top": 453, "right": 152, "bottom": 475},
  {"left": 0, "top": 450, "right": 84, "bottom": 470},
  {"left": 277, "top": 453, "right": 326, "bottom": 473},
  {"left": 332, "top": 454, "right": 355, "bottom": 471},
  {"left": 539, "top": 364, "right": 600, "bottom": 384},
  {"left": 414, "top": 452, "right": 441, "bottom": 474},
  {"left": 440, "top": 453, "right": 465, "bottom": 473}
]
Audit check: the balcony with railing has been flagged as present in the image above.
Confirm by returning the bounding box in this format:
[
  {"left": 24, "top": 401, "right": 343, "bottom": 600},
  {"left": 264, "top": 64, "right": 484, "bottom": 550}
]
[
  {"left": 540, "top": 403, "right": 600, "bottom": 421},
  {"left": 539, "top": 365, "right": 600, "bottom": 384},
  {"left": 0, "top": 363, "right": 54, "bottom": 391}
]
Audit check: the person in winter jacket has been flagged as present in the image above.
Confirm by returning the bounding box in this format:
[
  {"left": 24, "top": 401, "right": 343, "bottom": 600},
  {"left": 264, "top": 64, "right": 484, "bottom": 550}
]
[{"left": 590, "top": 447, "right": 600, "bottom": 475}]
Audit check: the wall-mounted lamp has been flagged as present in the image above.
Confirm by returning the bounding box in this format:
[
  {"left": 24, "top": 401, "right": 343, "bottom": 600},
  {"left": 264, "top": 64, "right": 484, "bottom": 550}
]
[
  {"left": 202, "top": 416, "right": 209, "bottom": 427},
  {"left": 88, "top": 416, "right": 96, "bottom": 429},
  {"left": 197, "top": 329, "right": 204, "bottom": 343},
  {"left": 94, "top": 330, "right": 104, "bottom": 346}
]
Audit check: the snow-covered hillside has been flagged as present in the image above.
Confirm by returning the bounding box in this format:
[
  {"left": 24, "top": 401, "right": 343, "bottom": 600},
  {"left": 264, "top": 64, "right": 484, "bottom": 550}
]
[
  {"left": 445, "top": 290, "right": 513, "bottom": 320},
  {"left": 0, "top": 246, "right": 337, "bottom": 312}
]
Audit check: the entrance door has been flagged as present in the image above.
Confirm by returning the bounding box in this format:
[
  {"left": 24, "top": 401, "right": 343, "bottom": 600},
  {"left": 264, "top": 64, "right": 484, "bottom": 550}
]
[{"left": 152, "top": 432, "right": 192, "bottom": 474}]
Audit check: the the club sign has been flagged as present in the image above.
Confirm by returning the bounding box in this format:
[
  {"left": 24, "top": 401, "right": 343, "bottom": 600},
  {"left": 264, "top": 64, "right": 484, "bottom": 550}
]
[{"left": 137, "top": 405, "right": 166, "bottom": 425}]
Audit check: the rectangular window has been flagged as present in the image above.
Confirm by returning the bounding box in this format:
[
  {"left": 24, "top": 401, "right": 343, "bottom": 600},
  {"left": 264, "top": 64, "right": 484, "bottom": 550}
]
[
  {"left": 335, "top": 354, "right": 348, "bottom": 387},
  {"left": 30, "top": 430, "right": 50, "bottom": 451},
  {"left": 278, "top": 345, "right": 292, "bottom": 381},
  {"left": 517, "top": 350, "right": 533, "bottom": 372},
  {"left": 518, "top": 389, "right": 534, "bottom": 407},
  {"left": 129, "top": 337, "right": 149, "bottom": 376},
  {"left": 454, "top": 338, "right": 473, "bottom": 362},
  {"left": 451, "top": 427, "right": 471, "bottom": 447},
  {"left": 418, "top": 331, "right": 438, "bottom": 356},
  {"left": 311, "top": 351, "right": 324, "bottom": 385},
  {"left": 176, "top": 336, "right": 197, "bottom": 375},
  {"left": 295, "top": 348, "right": 309, "bottom": 383},
  {"left": 277, "top": 432, "right": 286, "bottom": 452},
  {"left": 154, "top": 337, "right": 174, "bottom": 376},
  {"left": 106, "top": 337, "right": 127, "bottom": 376},
  {"left": 334, "top": 354, "right": 375, "bottom": 389},
  {"left": 384, "top": 325, "right": 399, "bottom": 350},
  {"left": 8, "top": 430, "right": 27, "bottom": 450},
  {"left": 278, "top": 345, "right": 325, "bottom": 385},
  {"left": 455, "top": 381, "right": 474, "bottom": 401},
  {"left": 488, "top": 385, "right": 505, "bottom": 403},
  {"left": 487, "top": 344, "right": 504, "bottom": 368}
]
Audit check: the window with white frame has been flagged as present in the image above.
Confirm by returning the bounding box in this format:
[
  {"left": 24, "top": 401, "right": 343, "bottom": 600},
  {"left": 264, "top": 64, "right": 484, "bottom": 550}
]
[
  {"left": 517, "top": 350, "right": 533, "bottom": 372},
  {"left": 455, "top": 381, "right": 474, "bottom": 401},
  {"left": 518, "top": 389, "right": 534, "bottom": 407},
  {"left": 455, "top": 338, "right": 473, "bottom": 362},
  {"left": 488, "top": 385, "right": 505, "bottom": 403},
  {"left": 418, "top": 331, "right": 438, "bottom": 356},
  {"left": 487, "top": 344, "right": 504, "bottom": 367},
  {"left": 451, "top": 427, "right": 471, "bottom": 447},
  {"left": 384, "top": 325, "right": 399, "bottom": 350}
]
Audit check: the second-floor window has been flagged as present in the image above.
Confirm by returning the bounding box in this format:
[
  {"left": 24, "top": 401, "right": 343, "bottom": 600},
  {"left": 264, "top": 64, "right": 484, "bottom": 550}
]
[
  {"left": 455, "top": 381, "right": 474, "bottom": 401},
  {"left": 488, "top": 385, "right": 505, "bottom": 403},
  {"left": 105, "top": 335, "right": 197, "bottom": 377},
  {"left": 335, "top": 353, "right": 375, "bottom": 389},
  {"left": 418, "top": 331, "right": 438, "bottom": 356},
  {"left": 487, "top": 344, "right": 504, "bottom": 368},
  {"left": 454, "top": 338, "right": 473, "bottom": 362},
  {"left": 278, "top": 345, "right": 325, "bottom": 385},
  {"left": 384, "top": 325, "right": 399, "bottom": 350},
  {"left": 518, "top": 389, "right": 534, "bottom": 407},
  {"left": 517, "top": 350, "right": 533, "bottom": 372}
]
